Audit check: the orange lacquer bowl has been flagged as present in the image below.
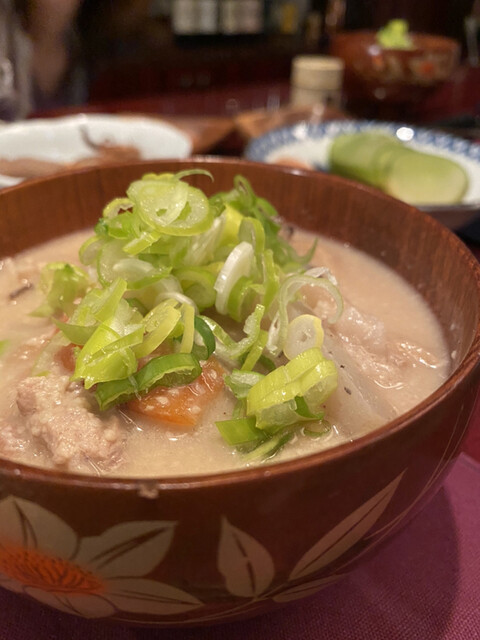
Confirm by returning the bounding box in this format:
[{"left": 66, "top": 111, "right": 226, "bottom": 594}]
[{"left": 0, "top": 157, "right": 479, "bottom": 627}]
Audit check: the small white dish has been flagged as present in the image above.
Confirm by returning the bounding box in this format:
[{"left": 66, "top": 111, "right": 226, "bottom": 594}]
[
  {"left": 245, "top": 119, "right": 480, "bottom": 230},
  {"left": 0, "top": 113, "right": 192, "bottom": 189}
]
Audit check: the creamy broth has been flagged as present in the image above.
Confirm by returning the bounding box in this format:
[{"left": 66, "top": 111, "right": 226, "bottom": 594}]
[{"left": 0, "top": 229, "right": 450, "bottom": 477}]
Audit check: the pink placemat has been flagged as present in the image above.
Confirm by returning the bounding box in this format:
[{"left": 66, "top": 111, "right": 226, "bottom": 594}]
[{"left": 0, "top": 454, "right": 479, "bottom": 640}]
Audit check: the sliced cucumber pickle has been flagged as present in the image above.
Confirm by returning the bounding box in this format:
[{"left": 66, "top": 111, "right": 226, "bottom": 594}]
[
  {"left": 330, "top": 132, "right": 401, "bottom": 187},
  {"left": 382, "top": 149, "right": 469, "bottom": 205},
  {"left": 328, "top": 131, "right": 469, "bottom": 206}
]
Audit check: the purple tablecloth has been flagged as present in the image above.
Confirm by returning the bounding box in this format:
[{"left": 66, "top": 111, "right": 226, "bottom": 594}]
[{"left": 0, "top": 454, "right": 479, "bottom": 640}]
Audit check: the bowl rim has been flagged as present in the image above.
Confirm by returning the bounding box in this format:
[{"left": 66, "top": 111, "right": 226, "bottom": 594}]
[{"left": 0, "top": 156, "right": 479, "bottom": 491}]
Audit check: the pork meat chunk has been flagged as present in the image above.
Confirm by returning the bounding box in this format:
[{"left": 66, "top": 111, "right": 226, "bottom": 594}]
[
  {"left": 0, "top": 418, "right": 27, "bottom": 458},
  {"left": 16, "top": 375, "right": 125, "bottom": 472}
]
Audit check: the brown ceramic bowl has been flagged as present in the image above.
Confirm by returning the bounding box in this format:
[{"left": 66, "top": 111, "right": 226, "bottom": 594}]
[
  {"left": 330, "top": 31, "right": 460, "bottom": 106},
  {"left": 0, "top": 158, "right": 479, "bottom": 626}
]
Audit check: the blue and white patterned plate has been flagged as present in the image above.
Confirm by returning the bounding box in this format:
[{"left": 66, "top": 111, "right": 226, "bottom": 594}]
[{"left": 245, "top": 119, "right": 480, "bottom": 229}]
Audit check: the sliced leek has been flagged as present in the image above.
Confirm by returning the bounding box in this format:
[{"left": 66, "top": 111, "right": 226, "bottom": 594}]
[{"left": 35, "top": 170, "right": 342, "bottom": 460}]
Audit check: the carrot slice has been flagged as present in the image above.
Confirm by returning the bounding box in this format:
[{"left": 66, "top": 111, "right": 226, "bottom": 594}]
[{"left": 126, "top": 358, "right": 225, "bottom": 430}]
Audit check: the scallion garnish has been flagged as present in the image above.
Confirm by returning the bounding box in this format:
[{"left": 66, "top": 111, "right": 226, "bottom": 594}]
[{"left": 36, "top": 170, "right": 343, "bottom": 461}]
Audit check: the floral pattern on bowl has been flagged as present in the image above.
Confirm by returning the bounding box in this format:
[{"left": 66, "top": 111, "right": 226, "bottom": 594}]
[
  {"left": 0, "top": 473, "right": 404, "bottom": 622},
  {"left": 0, "top": 497, "right": 201, "bottom": 618}
]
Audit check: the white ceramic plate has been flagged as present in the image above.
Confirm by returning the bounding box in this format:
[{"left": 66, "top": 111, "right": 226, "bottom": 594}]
[
  {"left": 245, "top": 119, "right": 480, "bottom": 230},
  {"left": 0, "top": 113, "right": 192, "bottom": 189}
]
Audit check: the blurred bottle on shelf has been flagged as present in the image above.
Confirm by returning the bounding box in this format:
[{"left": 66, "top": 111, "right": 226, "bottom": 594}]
[
  {"left": 172, "top": 0, "right": 220, "bottom": 43},
  {"left": 172, "top": 0, "right": 265, "bottom": 40},
  {"left": 219, "top": 0, "right": 240, "bottom": 34},
  {"left": 281, "top": 2, "right": 300, "bottom": 35},
  {"left": 268, "top": 0, "right": 310, "bottom": 37},
  {"left": 219, "top": 0, "right": 264, "bottom": 36},
  {"left": 304, "top": 9, "right": 323, "bottom": 48},
  {"left": 172, "top": 0, "right": 197, "bottom": 35},
  {"left": 198, "top": 0, "right": 219, "bottom": 34},
  {"left": 324, "top": 0, "right": 345, "bottom": 36},
  {"left": 238, "top": 0, "right": 264, "bottom": 35}
]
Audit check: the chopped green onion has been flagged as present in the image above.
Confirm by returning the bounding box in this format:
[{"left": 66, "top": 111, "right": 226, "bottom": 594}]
[
  {"left": 217, "top": 203, "right": 243, "bottom": 247},
  {"left": 73, "top": 323, "right": 141, "bottom": 388},
  {"left": 128, "top": 175, "right": 213, "bottom": 237},
  {"left": 226, "top": 275, "right": 256, "bottom": 322},
  {"left": 133, "top": 301, "right": 181, "bottom": 359},
  {"left": 284, "top": 314, "right": 325, "bottom": 361},
  {"left": 97, "top": 239, "right": 170, "bottom": 288},
  {"left": 95, "top": 352, "right": 201, "bottom": 410},
  {"left": 258, "top": 354, "right": 276, "bottom": 372},
  {"left": 174, "top": 267, "right": 216, "bottom": 310},
  {"left": 79, "top": 235, "right": 105, "bottom": 266},
  {"left": 214, "top": 241, "right": 255, "bottom": 315},
  {"left": 239, "top": 217, "right": 265, "bottom": 255},
  {"left": 204, "top": 304, "right": 265, "bottom": 362},
  {"left": 135, "top": 352, "right": 201, "bottom": 393},
  {"left": 243, "top": 430, "right": 294, "bottom": 462},
  {"left": 53, "top": 319, "right": 96, "bottom": 346},
  {"left": 224, "top": 369, "right": 265, "bottom": 398},
  {"left": 179, "top": 302, "right": 195, "bottom": 354},
  {"left": 294, "top": 395, "right": 324, "bottom": 420},
  {"left": 240, "top": 329, "right": 268, "bottom": 371},
  {"left": 266, "top": 269, "right": 342, "bottom": 357},
  {"left": 246, "top": 347, "right": 337, "bottom": 429},
  {"left": 216, "top": 416, "right": 264, "bottom": 446},
  {"left": 32, "top": 262, "right": 90, "bottom": 318},
  {"left": 303, "top": 419, "right": 332, "bottom": 439},
  {"left": 32, "top": 169, "right": 342, "bottom": 462},
  {"left": 103, "top": 197, "right": 133, "bottom": 219},
  {"left": 192, "top": 315, "right": 216, "bottom": 360},
  {"left": 90, "top": 278, "right": 128, "bottom": 323}
]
